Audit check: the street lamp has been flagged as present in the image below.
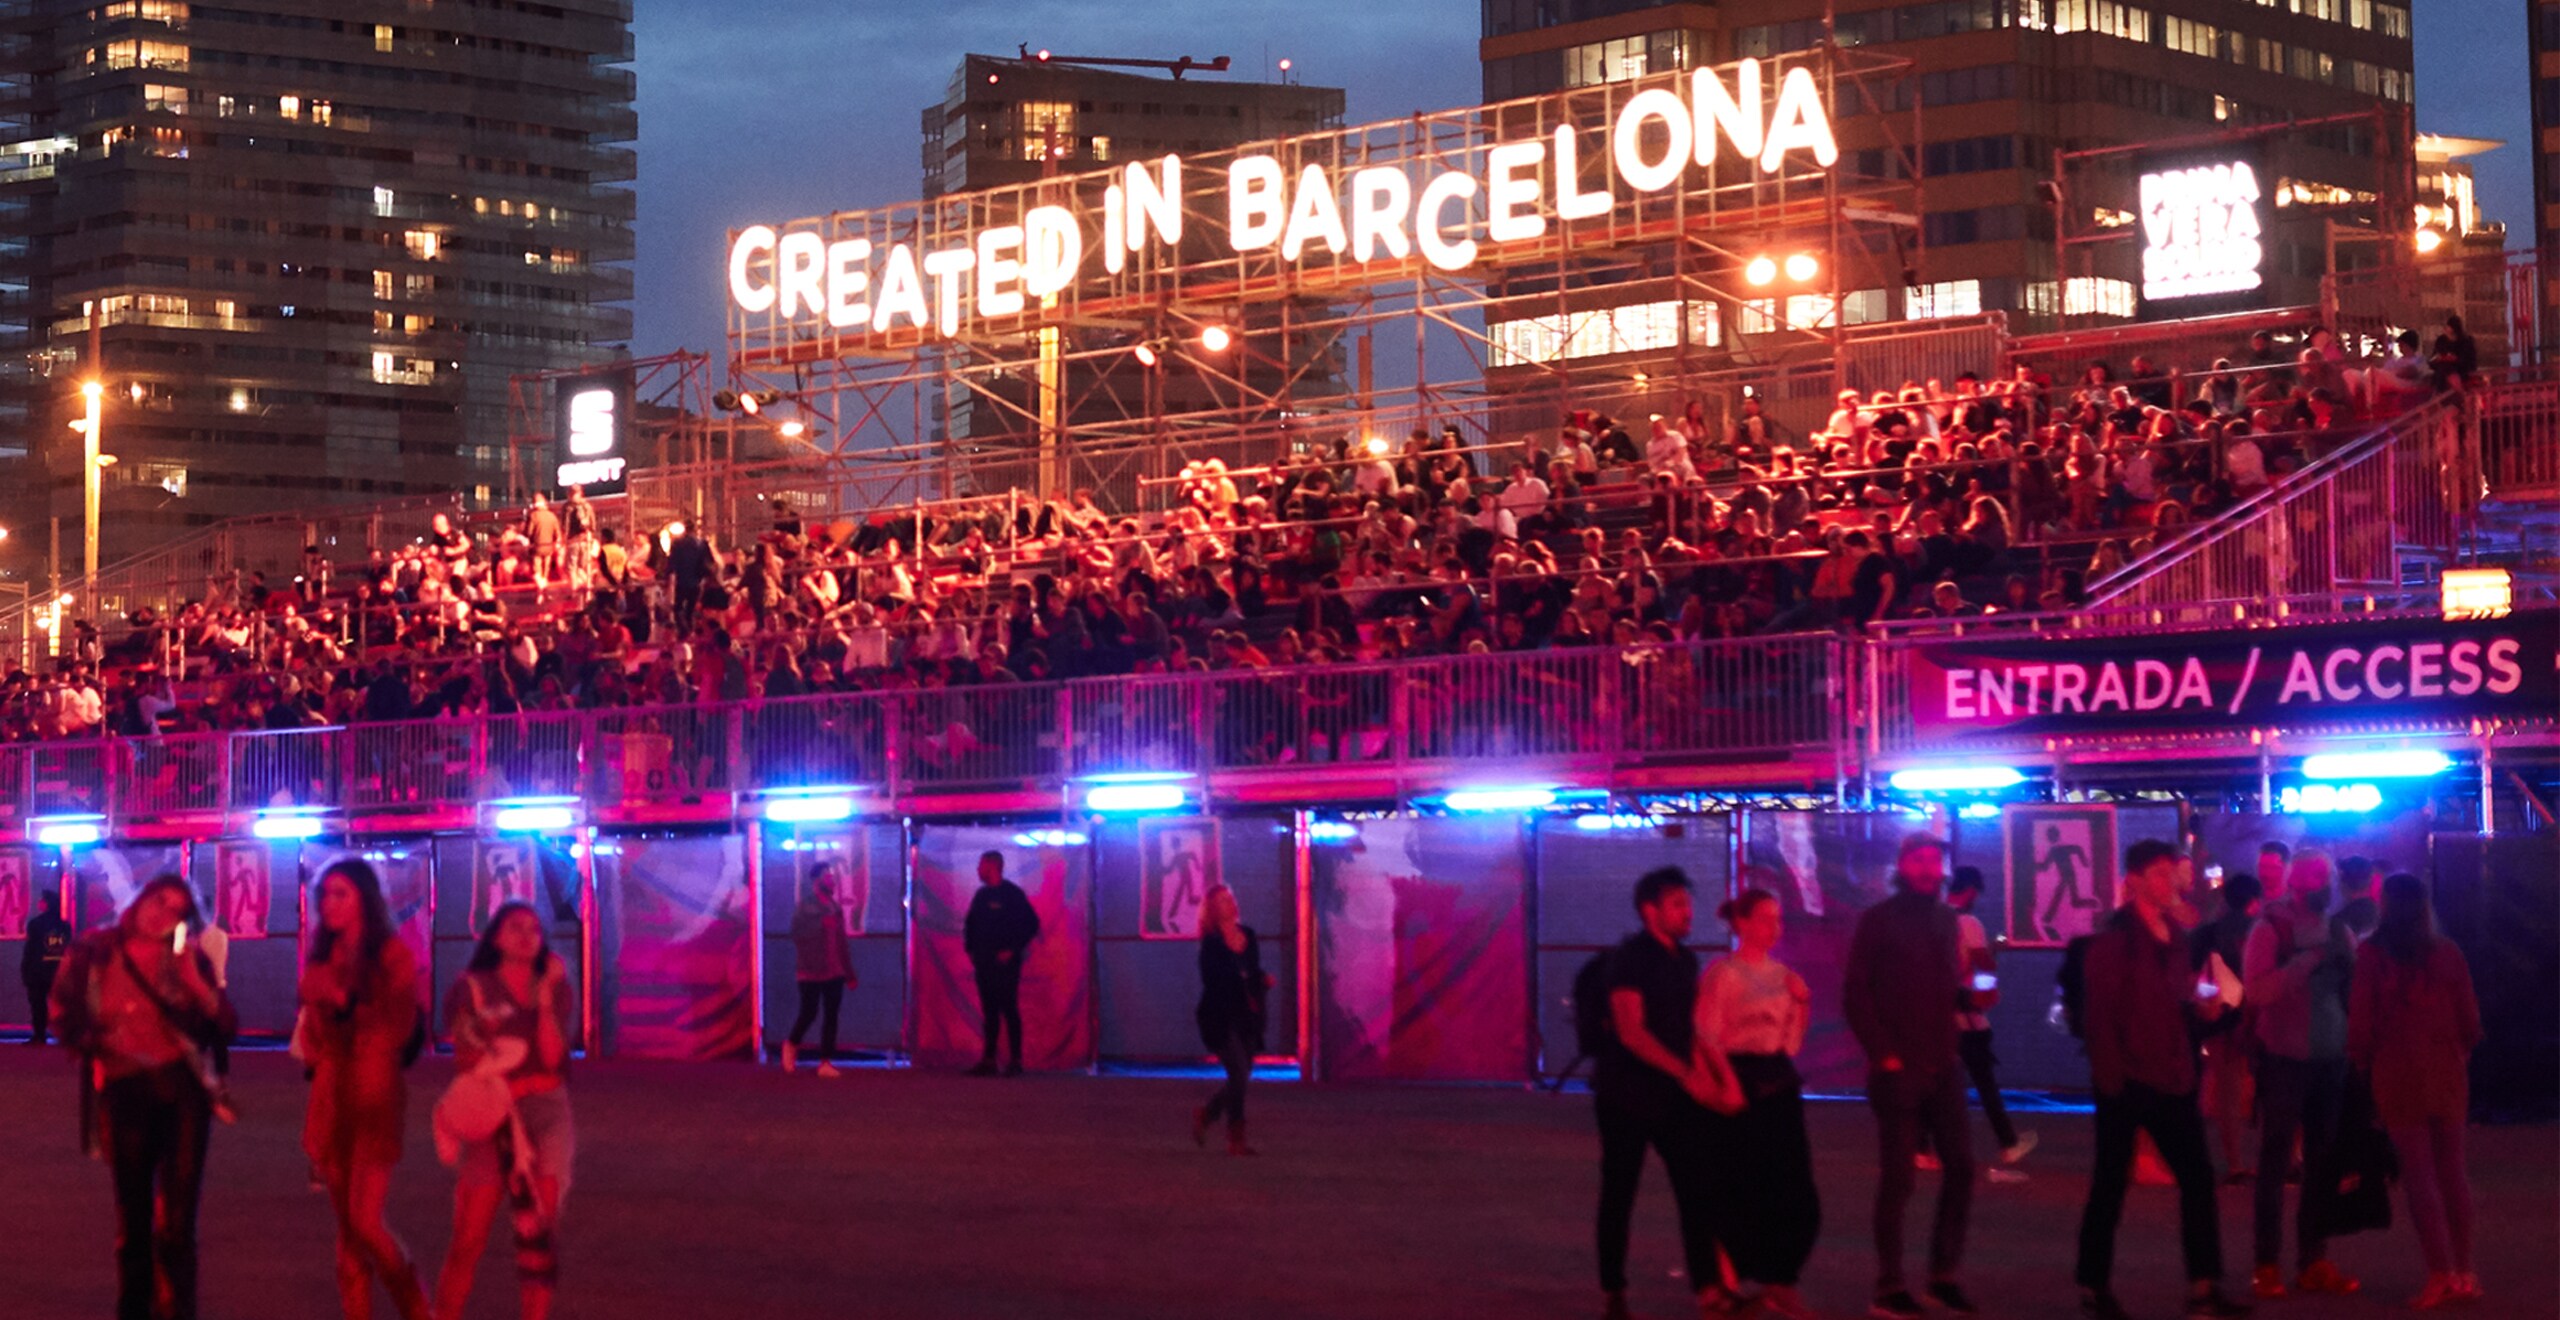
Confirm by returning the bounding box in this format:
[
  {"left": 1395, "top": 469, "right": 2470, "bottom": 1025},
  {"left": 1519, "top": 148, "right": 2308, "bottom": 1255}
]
[{"left": 70, "top": 380, "right": 103, "bottom": 583}]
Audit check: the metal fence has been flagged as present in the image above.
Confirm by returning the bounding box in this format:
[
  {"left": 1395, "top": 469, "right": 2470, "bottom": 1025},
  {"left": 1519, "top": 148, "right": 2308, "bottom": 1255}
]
[
  {"left": 0, "top": 635, "right": 1851, "bottom": 824},
  {"left": 2085, "top": 395, "right": 2470, "bottom": 612}
]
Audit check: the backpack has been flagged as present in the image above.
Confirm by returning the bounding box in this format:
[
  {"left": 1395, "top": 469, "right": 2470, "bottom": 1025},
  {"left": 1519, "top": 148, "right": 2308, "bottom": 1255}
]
[
  {"left": 1570, "top": 951, "right": 1616, "bottom": 1061},
  {"left": 1545, "top": 950, "right": 1617, "bottom": 1089},
  {"left": 2054, "top": 934, "right": 2094, "bottom": 1040}
]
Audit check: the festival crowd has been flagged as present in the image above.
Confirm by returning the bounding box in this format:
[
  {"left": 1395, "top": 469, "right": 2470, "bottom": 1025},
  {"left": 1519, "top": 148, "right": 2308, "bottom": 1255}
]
[{"left": 0, "top": 316, "right": 2479, "bottom": 748}]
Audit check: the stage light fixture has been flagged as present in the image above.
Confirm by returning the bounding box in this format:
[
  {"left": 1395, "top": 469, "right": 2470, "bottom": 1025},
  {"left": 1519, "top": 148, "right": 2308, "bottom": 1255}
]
[
  {"left": 33, "top": 815, "right": 105, "bottom": 847},
  {"left": 1784, "top": 252, "right": 1820, "bottom": 282},
  {"left": 1442, "top": 787, "right": 1556, "bottom": 812},
  {"left": 252, "top": 808, "right": 332, "bottom": 840},
  {"left": 763, "top": 794, "right": 855, "bottom": 824},
  {"left": 1744, "top": 256, "right": 1779, "bottom": 287},
  {"left": 1306, "top": 821, "right": 1357, "bottom": 842},
  {"left": 1086, "top": 782, "right": 1190, "bottom": 813},
  {"left": 1132, "top": 341, "right": 1161, "bottom": 367},
  {"left": 2300, "top": 750, "right": 2451, "bottom": 781},
  {"left": 1887, "top": 766, "right": 2025, "bottom": 793},
  {"left": 1363, "top": 436, "right": 1390, "bottom": 456},
  {"left": 2414, "top": 228, "right": 2444, "bottom": 255},
  {"left": 1198, "top": 325, "right": 1233, "bottom": 353},
  {"left": 778, "top": 419, "right": 807, "bottom": 440}
]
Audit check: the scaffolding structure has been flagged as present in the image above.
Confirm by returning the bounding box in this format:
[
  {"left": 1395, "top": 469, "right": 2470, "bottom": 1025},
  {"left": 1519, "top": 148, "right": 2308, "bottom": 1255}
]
[{"left": 721, "top": 47, "right": 1928, "bottom": 517}]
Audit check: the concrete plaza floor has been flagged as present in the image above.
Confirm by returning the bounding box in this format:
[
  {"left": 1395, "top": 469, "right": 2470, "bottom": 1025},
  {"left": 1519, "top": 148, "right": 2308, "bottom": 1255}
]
[{"left": 1, "top": 1049, "right": 2552, "bottom": 1320}]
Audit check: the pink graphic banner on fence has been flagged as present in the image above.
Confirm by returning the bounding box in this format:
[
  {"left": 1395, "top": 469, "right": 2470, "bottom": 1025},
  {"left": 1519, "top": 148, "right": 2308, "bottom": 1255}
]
[
  {"left": 1315, "top": 816, "right": 1531, "bottom": 1082},
  {"left": 605, "top": 835, "right": 752, "bottom": 1061},
  {"left": 908, "top": 827, "right": 1092, "bottom": 1072}
]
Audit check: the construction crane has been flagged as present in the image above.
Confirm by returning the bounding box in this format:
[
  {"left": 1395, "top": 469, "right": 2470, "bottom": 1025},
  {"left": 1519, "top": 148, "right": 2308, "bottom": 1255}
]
[{"left": 1015, "top": 44, "right": 1231, "bottom": 80}]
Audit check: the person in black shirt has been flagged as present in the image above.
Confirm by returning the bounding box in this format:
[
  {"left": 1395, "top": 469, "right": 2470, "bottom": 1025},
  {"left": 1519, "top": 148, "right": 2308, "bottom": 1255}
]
[
  {"left": 962, "top": 850, "right": 1040, "bottom": 1076},
  {"left": 1190, "top": 884, "right": 1269, "bottom": 1156},
  {"left": 1592, "top": 867, "right": 1733, "bottom": 1320},
  {"left": 20, "top": 892, "right": 71, "bottom": 1044}
]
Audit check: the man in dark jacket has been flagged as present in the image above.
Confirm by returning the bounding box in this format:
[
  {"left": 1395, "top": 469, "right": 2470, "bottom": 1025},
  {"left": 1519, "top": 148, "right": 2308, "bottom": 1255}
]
[
  {"left": 1843, "top": 834, "right": 1977, "bottom": 1320},
  {"left": 963, "top": 850, "right": 1039, "bottom": 1076},
  {"left": 20, "top": 892, "right": 71, "bottom": 1045},
  {"left": 2076, "top": 840, "right": 2250, "bottom": 1320}
]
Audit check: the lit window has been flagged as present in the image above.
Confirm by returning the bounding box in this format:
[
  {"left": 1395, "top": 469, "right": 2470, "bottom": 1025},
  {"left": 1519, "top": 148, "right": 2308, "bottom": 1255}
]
[
  {"left": 375, "top": 24, "right": 394, "bottom": 53},
  {"left": 1907, "top": 279, "right": 1982, "bottom": 320},
  {"left": 373, "top": 186, "right": 395, "bottom": 216},
  {"left": 1089, "top": 135, "right": 1112, "bottom": 161},
  {"left": 373, "top": 270, "right": 393, "bottom": 300},
  {"left": 404, "top": 230, "right": 440, "bottom": 260},
  {"left": 2063, "top": 277, "right": 2137, "bottom": 317},
  {"left": 279, "top": 94, "right": 301, "bottom": 118}
]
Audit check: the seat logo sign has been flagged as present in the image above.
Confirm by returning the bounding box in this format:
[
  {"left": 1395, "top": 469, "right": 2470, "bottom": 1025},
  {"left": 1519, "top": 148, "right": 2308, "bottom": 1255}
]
[{"left": 555, "top": 384, "right": 626, "bottom": 491}]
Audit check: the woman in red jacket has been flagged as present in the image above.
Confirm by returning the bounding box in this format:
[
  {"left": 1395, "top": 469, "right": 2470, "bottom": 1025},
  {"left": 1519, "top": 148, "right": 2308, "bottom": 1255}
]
[
  {"left": 2347, "top": 873, "right": 2483, "bottom": 1310},
  {"left": 301, "top": 859, "right": 431, "bottom": 1320}
]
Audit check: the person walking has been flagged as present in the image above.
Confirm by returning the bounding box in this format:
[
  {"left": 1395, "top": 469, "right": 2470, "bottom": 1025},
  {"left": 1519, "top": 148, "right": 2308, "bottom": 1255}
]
[
  {"left": 1190, "top": 884, "right": 1270, "bottom": 1157},
  {"left": 1931, "top": 867, "right": 2036, "bottom": 1180},
  {"left": 1694, "top": 888, "right": 1821, "bottom": 1319},
  {"left": 301, "top": 859, "right": 433, "bottom": 1320},
  {"left": 50, "top": 875, "right": 231, "bottom": 1320},
  {"left": 2191, "top": 872, "right": 2262, "bottom": 1184},
  {"left": 783, "top": 863, "right": 853, "bottom": 1078},
  {"left": 2074, "top": 841, "right": 2251, "bottom": 1320},
  {"left": 22, "top": 891, "right": 71, "bottom": 1045},
  {"left": 191, "top": 907, "right": 237, "bottom": 1122},
  {"left": 433, "top": 902, "right": 575, "bottom": 1320},
  {"left": 2241, "top": 850, "right": 2360, "bottom": 1300},
  {"left": 1843, "top": 834, "right": 1978, "bottom": 1320},
  {"left": 1591, "top": 866, "right": 1735, "bottom": 1320},
  {"left": 2348, "top": 874, "right": 2483, "bottom": 1310},
  {"left": 963, "top": 850, "right": 1039, "bottom": 1076}
]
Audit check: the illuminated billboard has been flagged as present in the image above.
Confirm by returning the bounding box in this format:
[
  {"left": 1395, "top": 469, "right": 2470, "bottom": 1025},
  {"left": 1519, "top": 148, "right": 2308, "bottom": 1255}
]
[
  {"left": 724, "top": 57, "right": 1842, "bottom": 349},
  {"left": 553, "top": 371, "right": 632, "bottom": 496},
  {"left": 2137, "top": 152, "right": 2269, "bottom": 315}
]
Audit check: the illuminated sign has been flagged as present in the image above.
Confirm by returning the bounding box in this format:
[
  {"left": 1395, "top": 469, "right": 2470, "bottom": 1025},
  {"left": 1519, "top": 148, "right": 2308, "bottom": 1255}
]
[
  {"left": 2139, "top": 158, "right": 2266, "bottom": 304},
  {"left": 552, "top": 372, "right": 631, "bottom": 495},
  {"left": 2440, "top": 567, "right": 2512, "bottom": 622},
  {"left": 727, "top": 58, "right": 1840, "bottom": 344}
]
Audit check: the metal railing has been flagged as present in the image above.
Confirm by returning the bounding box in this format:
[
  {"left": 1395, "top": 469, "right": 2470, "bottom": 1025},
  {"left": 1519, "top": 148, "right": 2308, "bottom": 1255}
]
[
  {"left": 2478, "top": 374, "right": 2560, "bottom": 497},
  {"left": 2084, "top": 393, "right": 2472, "bottom": 613},
  {"left": 0, "top": 635, "right": 1853, "bottom": 824}
]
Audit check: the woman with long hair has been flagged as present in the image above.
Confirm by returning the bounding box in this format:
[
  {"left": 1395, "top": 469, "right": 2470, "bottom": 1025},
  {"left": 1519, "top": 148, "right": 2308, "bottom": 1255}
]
[
  {"left": 301, "top": 859, "right": 431, "bottom": 1320},
  {"left": 1190, "top": 884, "right": 1270, "bottom": 1157},
  {"left": 434, "top": 901, "right": 574, "bottom": 1320},
  {"left": 1692, "top": 889, "right": 1821, "bottom": 1319},
  {"left": 51, "top": 875, "right": 230, "bottom": 1320},
  {"left": 2348, "top": 874, "right": 2483, "bottom": 1309}
]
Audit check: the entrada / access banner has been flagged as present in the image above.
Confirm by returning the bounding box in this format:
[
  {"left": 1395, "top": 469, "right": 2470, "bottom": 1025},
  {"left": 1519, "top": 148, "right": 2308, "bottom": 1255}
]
[{"left": 1902, "top": 610, "right": 2558, "bottom": 743}]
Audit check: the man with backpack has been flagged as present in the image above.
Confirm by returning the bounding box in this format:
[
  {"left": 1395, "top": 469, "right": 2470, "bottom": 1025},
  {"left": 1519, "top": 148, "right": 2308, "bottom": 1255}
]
[
  {"left": 1590, "top": 867, "right": 1731, "bottom": 1320},
  {"left": 2241, "top": 850, "right": 2361, "bottom": 1300}
]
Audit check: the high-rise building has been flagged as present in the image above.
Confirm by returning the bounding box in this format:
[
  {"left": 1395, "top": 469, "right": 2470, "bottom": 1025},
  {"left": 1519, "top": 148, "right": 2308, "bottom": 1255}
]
[
  {"left": 919, "top": 53, "right": 1345, "bottom": 449},
  {"left": 2533, "top": 0, "right": 2560, "bottom": 362},
  {"left": 0, "top": 0, "right": 635, "bottom": 579},
  {"left": 1479, "top": 1, "right": 2416, "bottom": 334}
]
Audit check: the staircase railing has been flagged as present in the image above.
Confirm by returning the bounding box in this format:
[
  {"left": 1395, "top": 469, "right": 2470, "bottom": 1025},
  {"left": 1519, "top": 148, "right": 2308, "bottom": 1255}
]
[{"left": 2085, "top": 392, "right": 2474, "bottom": 616}]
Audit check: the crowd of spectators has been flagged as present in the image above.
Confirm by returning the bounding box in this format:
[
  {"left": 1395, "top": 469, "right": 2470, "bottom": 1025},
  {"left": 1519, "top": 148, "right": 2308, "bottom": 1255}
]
[{"left": 0, "top": 315, "right": 2479, "bottom": 748}]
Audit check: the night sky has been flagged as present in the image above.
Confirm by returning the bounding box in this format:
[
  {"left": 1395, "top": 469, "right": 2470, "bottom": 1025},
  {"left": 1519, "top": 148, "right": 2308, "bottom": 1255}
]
[{"left": 628, "top": 0, "right": 2532, "bottom": 358}]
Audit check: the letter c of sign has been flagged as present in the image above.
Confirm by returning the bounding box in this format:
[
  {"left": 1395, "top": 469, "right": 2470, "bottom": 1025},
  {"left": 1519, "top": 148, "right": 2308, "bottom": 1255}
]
[{"left": 730, "top": 225, "right": 779, "bottom": 315}]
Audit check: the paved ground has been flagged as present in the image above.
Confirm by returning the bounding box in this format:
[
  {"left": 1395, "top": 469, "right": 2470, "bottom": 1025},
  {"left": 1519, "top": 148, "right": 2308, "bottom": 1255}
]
[{"left": 1, "top": 1049, "right": 2552, "bottom": 1320}]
